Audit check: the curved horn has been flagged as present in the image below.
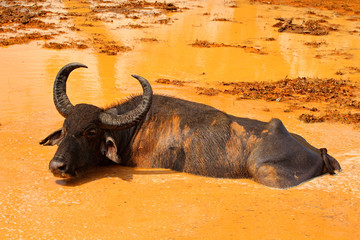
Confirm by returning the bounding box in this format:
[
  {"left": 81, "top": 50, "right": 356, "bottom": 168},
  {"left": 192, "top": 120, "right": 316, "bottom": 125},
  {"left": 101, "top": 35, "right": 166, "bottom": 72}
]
[
  {"left": 99, "top": 75, "right": 153, "bottom": 130},
  {"left": 53, "top": 63, "right": 88, "bottom": 118}
]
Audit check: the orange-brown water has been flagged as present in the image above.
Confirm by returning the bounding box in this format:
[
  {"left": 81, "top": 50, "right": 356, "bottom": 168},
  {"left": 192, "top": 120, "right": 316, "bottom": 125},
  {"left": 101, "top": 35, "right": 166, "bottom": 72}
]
[{"left": 0, "top": 0, "right": 359, "bottom": 239}]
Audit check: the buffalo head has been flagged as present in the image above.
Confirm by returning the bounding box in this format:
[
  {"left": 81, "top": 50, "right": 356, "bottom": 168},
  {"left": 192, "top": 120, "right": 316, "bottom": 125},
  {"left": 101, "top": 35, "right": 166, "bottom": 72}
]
[{"left": 40, "top": 63, "right": 153, "bottom": 178}]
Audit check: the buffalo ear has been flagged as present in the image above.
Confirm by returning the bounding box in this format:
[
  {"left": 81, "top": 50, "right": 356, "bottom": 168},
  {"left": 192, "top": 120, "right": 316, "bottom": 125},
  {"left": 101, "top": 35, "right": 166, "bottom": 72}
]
[
  {"left": 40, "top": 129, "right": 63, "bottom": 146},
  {"left": 101, "top": 136, "right": 121, "bottom": 163}
]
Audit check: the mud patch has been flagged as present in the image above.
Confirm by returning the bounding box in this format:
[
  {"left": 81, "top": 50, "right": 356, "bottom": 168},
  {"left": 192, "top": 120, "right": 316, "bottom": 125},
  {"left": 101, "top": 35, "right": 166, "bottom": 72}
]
[
  {"left": 341, "top": 67, "right": 360, "bottom": 75},
  {"left": 0, "top": 0, "right": 188, "bottom": 50},
  {"left": 92, "top": 0, "right": 181, "bottom": 19},
  {"left": 316, "top": 50, "right": 354, "bottom": 60},
  {"left": 155, "top": 78, "right": 187, "bottom": 86},
  {"left": 43, "top": 41, "right": 89, "bottom": 50},
  {"left": 195, "top": 87, "right": 221, "bottom": 96},
  {"left": 349, "top": 29, "right": 360, "bottom": 36},
  {"left": 328, "top": 50, "right": 354, "bottom": 60},
  {"left": 221, "top": 78, "right": 359, "bottom": 106},
  {"left": 120, "top": 23, "right": 150, "bottom": 29},
  {"left": 139, "top": 37, "right": 159, "bottom": 42},
  {"left": 158, "top": 77, "right": 360, "bottom": 111},
  {"left": 97, "top": 41, "right": 132, "bottom": 55},
  {"left": 264, "top": 37, "right": 276, "bottom": 41},
  {"left": 212, "top": 18, "right": 232, "bottom": 22},
  {"left": 0, "top": 32, "right": 54, "bottom": 46},
  {"left": 299, "top": 111, "right": 360, "bottom": 125},
  {"left": 0, "top": 4, "right": 45, "bottom": 25},
  {"left": 306, "top": 11, "right": 331, "bottom": 20},
  {"left": 0, "top": 2, "right": 58, "bottom": 46},
  {"left": 304, "top": 40, "right": 328, "bottom": 48},
  {"left": 191, "top": 40, "right": 267, "bottom": 55},
  {"left": 192, "top": 77, "right": 360, "bottom": 125},
  {"left": 273, "top": 18, "right": 337, "bottom": 35}
]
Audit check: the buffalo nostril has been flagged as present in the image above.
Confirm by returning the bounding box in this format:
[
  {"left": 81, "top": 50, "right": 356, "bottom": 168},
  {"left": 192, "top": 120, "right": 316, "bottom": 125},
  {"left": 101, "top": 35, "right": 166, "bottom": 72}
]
[
  {"left": 58, "top": 165, "right": 66, "bottom": 171},
  {"left": 49, "top": 160, "right": 67, "bottom": 172}
]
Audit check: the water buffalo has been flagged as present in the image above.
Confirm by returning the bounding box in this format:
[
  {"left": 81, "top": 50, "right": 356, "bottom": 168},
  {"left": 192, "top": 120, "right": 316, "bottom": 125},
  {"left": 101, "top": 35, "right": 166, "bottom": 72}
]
[{"left": 41, "top": 63, "right": 341, "bottom": 188}]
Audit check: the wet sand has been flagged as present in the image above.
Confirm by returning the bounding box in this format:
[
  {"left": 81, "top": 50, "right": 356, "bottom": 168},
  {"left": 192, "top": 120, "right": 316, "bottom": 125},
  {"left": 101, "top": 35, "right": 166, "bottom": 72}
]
[{"left": 0, "top": 0, "right": 359, "bottom": 239}]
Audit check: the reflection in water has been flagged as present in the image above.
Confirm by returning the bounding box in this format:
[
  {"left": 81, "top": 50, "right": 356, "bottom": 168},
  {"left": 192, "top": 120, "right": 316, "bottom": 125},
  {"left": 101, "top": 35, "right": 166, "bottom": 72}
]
[
  {"left": 0, "top": 0, "right": 356, "bottom": 122},
  {"left": 61, "top": 0, "right": 119, "bottom": 106}
]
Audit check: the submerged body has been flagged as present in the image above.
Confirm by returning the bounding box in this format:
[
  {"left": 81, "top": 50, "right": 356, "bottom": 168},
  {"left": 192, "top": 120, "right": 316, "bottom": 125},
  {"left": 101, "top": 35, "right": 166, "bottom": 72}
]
[
  {"left": 41, "top": 63, "right": 341, "bottom": 188},
  {"left": 109, "top": 95, "right": 340, "bottom": 188}
]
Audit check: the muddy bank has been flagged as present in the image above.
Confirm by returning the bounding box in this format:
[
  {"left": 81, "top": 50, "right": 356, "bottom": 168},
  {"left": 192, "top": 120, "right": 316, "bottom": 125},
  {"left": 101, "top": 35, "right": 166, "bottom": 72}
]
[
  {"left": 0, "top": 3, "right": 49, "bottom": 26},
  {"left": 251, "top": 0, "right": 360, "bottom": 16},
  {"left": 156, "top": 77, "right": 360, "bottom": 125},
  {"left": 0, "top": 2, "right": 57, "bottom": 45},
  {"left": 0, "top": 0, "right": 184, "bottom": 54}
]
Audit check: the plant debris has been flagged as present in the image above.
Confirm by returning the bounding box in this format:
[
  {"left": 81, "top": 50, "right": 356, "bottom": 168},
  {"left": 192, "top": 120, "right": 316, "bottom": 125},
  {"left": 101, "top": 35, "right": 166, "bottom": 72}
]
[
  {"left": 191, "top": 39, "right": 267, "bottom": 55},
  {"left": 264, "top": 37, "right": 276, "bottom": 41},
  {"left": 98, "top": 43, "right": 132, "bottom": 55},
  {"left": 0, "top": 2, "right": 58, "bottom": 46},
  {"left": 299, "top": 111, "right": 360, "bottom": 125},
  {"left": 273, "top": 18, "right": 337, "bottom": 35},
  {"left": 139, "top": 38, "right": 159, "bottom": 42},
  {"left": 196, "top": 77, "right": 359, "bottom": 109},
  {"left": 0, "top": 32, "right": 54, "bottom": 46},
  {"left": 0, "top": 4, "right": 43, "bottom": 24},
  {"left": 195, "top": 87, "right": 221, "bottom": 96},
  {"left": 121, "top": 24, "right": 149, "bottom": 29},
  {"left": 43, "top": 41, "right": 89, "bottom": 50},
  {"left": 0, "top": 0, "right": 187, "bottom": 48},
  {"left": 93, "top": 1, "right": 180, "bottom": 17},
  {"left": 155, "top": 78, "right": 187, "bottom": 86},
  {"left": 212, "top": 18, "right": 232, "bottom": 22},
  {"left": 304, "top": 40, "right": 328, "bottom": 48},
  {"left": 192, "top": 77, "right": 360, "bottom": 125}
]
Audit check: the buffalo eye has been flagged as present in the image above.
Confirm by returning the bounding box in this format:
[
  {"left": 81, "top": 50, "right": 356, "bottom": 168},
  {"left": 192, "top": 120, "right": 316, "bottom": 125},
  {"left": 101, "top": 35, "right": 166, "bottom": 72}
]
[{"left": 85, "top": 128, "right": 97, "bottom": 138}]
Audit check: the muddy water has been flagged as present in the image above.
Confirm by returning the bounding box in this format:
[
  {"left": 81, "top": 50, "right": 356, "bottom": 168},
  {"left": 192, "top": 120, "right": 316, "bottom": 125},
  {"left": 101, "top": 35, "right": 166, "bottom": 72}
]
[{"left": 0, "top": 0, "right": 360, "bottom": 239}]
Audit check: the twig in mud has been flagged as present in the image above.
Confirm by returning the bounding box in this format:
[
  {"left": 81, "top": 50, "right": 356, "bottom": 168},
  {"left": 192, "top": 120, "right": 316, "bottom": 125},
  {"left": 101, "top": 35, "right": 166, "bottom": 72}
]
[{"left": 277, "top": 18, "right": 293, "bottom": 32}]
